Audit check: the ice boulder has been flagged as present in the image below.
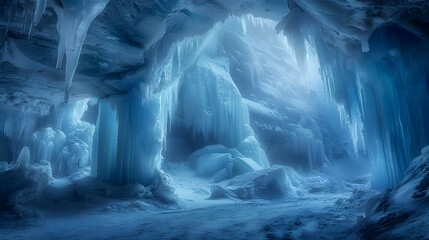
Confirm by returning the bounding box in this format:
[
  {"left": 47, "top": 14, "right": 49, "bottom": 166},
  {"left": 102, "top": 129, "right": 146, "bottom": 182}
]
[
  {"left": 0, "top": 147, "right": 52, "bottom": 212},
  {"left": 195, "top": 153, "right": 233, "bottom": 177},
  {"left": 150, "top": 170, "right": 178, "bottom": 204},
  {"left": 189, "top": 144, "right": 265, "bottom": 182},
  {"left": 210, "top": 166, "right": 301, "bottom": 200}
]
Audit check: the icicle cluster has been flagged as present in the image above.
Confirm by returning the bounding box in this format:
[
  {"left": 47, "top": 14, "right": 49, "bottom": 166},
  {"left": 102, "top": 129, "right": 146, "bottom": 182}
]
[{"left": 312, "top": 27, "right": 429, "bottom": 188}]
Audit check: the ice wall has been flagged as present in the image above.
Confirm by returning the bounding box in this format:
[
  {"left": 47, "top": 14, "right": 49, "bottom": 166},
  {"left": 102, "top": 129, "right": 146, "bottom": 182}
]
[
  {"left": 280, "top": 18, "right": 429, "bottom": 188},
  {"left": 168, "top": 19, "right": 272, "bottom": 170}
]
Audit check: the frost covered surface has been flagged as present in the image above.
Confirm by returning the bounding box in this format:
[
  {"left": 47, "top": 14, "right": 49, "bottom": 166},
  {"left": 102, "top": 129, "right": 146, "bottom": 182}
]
[
  {"left": 0, "top": 162, "right": 376, "bottom": 240},
  {"left": 355, "top": 146, "right": 429, "bottom": 239},
  {"left": 210, "top": 166, "right": 303, "bottom": 200}
]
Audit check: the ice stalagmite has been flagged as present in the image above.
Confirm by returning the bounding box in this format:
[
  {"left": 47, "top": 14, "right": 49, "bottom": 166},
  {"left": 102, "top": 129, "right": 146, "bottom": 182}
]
[{"left": 53, "top": 0, "right": 110, "bottom": 102}]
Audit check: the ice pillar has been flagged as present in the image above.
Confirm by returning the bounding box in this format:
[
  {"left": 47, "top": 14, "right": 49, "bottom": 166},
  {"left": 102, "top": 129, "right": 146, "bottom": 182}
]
[{"left": 92, "top": 89, "right": 166, "bottom": 185}]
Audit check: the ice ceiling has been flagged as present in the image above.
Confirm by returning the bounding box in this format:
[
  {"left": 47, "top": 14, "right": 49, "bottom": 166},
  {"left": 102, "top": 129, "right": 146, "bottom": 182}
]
[{"left": 1, "top": 0, "right": 429, "bottom": 189}]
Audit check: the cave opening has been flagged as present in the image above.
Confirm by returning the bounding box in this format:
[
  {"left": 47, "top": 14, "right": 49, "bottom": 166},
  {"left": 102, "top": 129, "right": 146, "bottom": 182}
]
[{"left": 1, "top": 1, "right": 429, "bottom": 239}]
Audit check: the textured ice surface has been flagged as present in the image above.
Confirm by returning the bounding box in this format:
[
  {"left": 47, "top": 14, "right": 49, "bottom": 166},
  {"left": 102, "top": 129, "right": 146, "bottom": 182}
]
[
  {"left": 210, "top": 166, "right": 302, "bottom": 200},
  {"left": 0, "top": 147, "right": 52, "bottom": 213},
  {"left": 357, "top": 145, "right": 429, "bottom": 239},
  {"left": 92, "top": 86, "right": 176, "bottom": 185}
]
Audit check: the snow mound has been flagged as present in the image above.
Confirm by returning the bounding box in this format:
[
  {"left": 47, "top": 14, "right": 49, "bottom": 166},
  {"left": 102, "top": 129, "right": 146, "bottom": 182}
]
[
  {"left": 210, "top": 166, "right": 302, "bottom": 200},
  {"left": 0, "top": 147, "right": 52, "bottom": 214}
]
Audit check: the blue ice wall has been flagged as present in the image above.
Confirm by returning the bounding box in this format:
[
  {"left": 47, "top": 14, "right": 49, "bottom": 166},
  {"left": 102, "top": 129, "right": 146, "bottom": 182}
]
[
  {"left": 310, "top": 26, "right": 429, "bottom": 188},
  {"left": 277, "top": 3, "right": 429, "bottom": 188}
]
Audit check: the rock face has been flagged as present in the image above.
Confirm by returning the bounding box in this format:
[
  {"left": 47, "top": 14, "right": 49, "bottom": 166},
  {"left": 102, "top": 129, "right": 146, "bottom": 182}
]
[{"left": 356, "top": 146, "right": 429, "bottom": 239}]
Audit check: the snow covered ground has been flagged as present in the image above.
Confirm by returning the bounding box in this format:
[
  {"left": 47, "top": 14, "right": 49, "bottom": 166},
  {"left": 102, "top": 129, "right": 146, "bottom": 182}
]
[{"left": 0, "top": 165, "right": 376, "bottom": 240}]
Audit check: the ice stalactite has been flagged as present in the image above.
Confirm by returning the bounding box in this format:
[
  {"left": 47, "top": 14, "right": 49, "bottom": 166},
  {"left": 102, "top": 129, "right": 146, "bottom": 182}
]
[
  {"left": 33, "top": 0, "right": 47, "bottom": 26},
  {"left": 307, "top": 26, "right": 429, "bottom": 189},
  {"left": 276, "top": 3, "right": 429, "bottom": 188},
  {"left": 2, "top": 0, "right": 47, "bottom": 38},
  {"left": 52, "top": 0, "right": 110, "bottom": 102}
]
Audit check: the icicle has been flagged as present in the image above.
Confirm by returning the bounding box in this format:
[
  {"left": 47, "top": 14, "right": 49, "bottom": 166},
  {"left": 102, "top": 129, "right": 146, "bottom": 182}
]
[
  {"left": 53, "top": 0, "right": 110, "bottom": 103},
  {"left": 33, "top": 0, "right": 47, "bottom": 26}
]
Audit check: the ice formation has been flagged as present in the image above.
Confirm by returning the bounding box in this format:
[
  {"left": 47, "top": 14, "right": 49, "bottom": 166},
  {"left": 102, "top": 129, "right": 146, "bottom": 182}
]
[
  {"left": 32, "top": 99, "right": 95, "bottom": 176},
  {"left": 210, "top": 166, "right": 302, "bottom": 200},
  {"left": 52, "top": 0, "right": 110, "bottom": 102},
  {"left": 92, "top": 88, "right": 171, "bottom": 185},
  {"left": 0, "top": 98, "right": 94, "bottom": 177},
  {"left": 277, "top": 3, "right": 429, "bottom": 188},
  {"left": 91, "top": 17, "right": 273, "bottom": 184}
]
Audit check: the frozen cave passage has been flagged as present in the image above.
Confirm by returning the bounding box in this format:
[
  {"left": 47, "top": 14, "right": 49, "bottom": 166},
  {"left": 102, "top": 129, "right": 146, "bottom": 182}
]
[{"left": 1, "top": 1, "right": 429, "bottom": 240}]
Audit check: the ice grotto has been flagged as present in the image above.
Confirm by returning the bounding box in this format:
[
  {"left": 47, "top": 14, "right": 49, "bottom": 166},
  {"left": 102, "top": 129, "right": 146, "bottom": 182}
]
[{"left": 0, "top": 0, "right": 429, "bottom": 239}]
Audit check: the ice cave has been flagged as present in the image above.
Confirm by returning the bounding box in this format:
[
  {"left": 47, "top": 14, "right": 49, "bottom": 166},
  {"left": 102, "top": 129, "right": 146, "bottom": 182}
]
[{"left": 1, "top": 0, "right": 429, "bottom": 239}]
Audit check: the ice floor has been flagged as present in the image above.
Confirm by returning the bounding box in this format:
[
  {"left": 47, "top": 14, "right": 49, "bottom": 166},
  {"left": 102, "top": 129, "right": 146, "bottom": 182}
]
[{"left": 0, "top": 165, "right": 376, "bottom": 240}]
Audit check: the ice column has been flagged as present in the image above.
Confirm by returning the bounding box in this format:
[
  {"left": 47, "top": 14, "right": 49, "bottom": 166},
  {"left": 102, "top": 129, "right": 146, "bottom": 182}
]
[{"left": 92, "top": 87, "right": 175, "bottom": 185}]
